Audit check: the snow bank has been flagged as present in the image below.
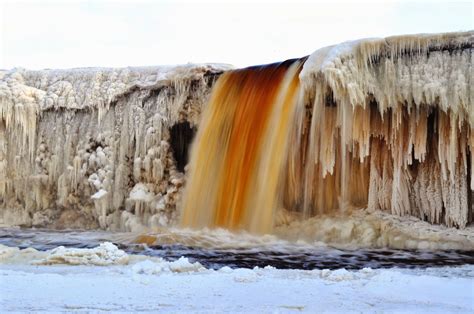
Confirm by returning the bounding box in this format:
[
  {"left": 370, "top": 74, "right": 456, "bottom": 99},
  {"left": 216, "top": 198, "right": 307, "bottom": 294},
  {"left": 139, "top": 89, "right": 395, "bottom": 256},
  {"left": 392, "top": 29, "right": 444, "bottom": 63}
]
[
  {"left": 0, "top": 241, "right": 205, "bottom": 271},
  {"left": 0, "top": 244, "right": 19, "bottom": 261},
  {"left": 0, "top": 239, "right": 473, "bottom": 312}
]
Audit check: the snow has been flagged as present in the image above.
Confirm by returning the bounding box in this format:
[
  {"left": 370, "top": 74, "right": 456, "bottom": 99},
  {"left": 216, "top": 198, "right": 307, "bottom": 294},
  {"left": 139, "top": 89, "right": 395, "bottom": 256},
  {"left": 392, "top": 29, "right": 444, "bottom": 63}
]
[
  {"left": 300, "top": 31, "right": 473, "bottom": 122},
  {"left": 0, "top": 64, "right": 232, "bottom": 112},
  {"left": 0, "top": 251, "right": 472, "bottom": 312},
  {"left": 0, "top": 242, "right": 473, "bottom": 312}
]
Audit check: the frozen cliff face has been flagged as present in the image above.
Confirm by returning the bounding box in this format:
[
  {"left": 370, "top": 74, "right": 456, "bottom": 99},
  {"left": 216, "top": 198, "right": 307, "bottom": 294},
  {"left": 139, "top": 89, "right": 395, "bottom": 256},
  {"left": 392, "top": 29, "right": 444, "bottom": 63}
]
[
  {"left": 0, "top": 64, "right": 231, "bottom": 230},
  {"left": 285, "top": 31, "right": 473, "bottom": 229}
]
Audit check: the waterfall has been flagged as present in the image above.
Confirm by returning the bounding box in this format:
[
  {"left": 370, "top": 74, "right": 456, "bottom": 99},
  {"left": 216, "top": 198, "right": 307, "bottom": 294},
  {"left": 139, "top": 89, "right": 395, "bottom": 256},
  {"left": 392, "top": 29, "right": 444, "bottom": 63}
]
[
  {"left": 182, "top": 59, "right": 304, "bottom": 233},
  {"left": 182, "top": 31, "right": 473, "bottom": 232}
]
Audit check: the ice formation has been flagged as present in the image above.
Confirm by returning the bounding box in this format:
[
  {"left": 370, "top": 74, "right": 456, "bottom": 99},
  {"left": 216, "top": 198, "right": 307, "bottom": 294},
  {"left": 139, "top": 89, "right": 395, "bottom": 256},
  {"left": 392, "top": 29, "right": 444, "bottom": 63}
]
[
  {"left": 1, "top": 31, "right": 473, "bottom": 239},
  {"left": 0, "top": 240, "right": 206, "bottom": 270},
  {"left": 35, "top": 242, "right": 129, "bottom": 266},
  {"left": 131, "top": 257, "right": 204, "bottom": 274},
  {"left": 290, "top": 31, "right": 473, "bottom": 228},
  {"left": 0, "top": 64, "right": 230, "bottom": 230},
  {"left": 274, "top": 209, "right": 474, "bottom": 250},
  {"left": 0, "top": 244, "right": 43, "bottom": 264}
]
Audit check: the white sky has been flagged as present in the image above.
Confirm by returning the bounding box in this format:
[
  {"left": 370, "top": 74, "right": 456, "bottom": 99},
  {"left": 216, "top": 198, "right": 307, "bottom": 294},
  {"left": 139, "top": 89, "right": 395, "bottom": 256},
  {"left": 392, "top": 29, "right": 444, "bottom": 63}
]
[{"left": 0, "top": 0, "right": 472, "bottom": 69}]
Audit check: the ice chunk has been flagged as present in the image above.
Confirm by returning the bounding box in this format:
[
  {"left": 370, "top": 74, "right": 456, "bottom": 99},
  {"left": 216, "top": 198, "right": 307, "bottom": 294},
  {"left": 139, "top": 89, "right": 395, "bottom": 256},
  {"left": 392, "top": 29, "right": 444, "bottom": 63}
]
[
  {"left": 35, "top": 242, "right": 129, "bottom": 266},
  {"left": 131, "top": 257, "right": 204, "bottom": 275}
]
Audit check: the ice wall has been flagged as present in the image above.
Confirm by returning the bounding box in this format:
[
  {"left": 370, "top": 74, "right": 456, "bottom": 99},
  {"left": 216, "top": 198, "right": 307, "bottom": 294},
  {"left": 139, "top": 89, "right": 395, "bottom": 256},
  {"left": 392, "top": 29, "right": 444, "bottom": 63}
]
[
  {"left": 287, "top": 31, "right": 473, "bottom": 228},
  {"left": 0, "top": 64, "right": 230, "bottom": 230}
]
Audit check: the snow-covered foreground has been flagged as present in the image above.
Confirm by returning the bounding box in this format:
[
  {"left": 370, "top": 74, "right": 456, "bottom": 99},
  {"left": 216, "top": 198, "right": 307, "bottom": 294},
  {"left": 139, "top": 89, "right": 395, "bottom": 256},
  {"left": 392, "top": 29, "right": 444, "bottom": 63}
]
[
  {"left": 1, "top": 243, "right": 473, "bottom": 313},
  {"left": 1, "top": 263, "right": 473, "bottom": 313}
]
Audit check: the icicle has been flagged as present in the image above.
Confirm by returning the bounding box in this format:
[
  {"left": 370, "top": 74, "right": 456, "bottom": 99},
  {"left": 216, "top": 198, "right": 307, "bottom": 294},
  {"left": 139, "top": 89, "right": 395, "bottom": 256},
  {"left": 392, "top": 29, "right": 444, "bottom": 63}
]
[
  {"left": 0, "top": 64, "right": 226, "bottom": 230},
  {"left": 298, "top": 30, "right": 473, "bottom": 228}
]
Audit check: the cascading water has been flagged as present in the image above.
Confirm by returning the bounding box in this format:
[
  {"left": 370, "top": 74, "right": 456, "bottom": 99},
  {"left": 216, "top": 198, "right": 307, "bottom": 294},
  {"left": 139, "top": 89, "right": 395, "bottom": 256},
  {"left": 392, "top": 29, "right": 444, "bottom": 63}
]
[{"left": 181, "top": 58, "right": 305, "bottom": 233}]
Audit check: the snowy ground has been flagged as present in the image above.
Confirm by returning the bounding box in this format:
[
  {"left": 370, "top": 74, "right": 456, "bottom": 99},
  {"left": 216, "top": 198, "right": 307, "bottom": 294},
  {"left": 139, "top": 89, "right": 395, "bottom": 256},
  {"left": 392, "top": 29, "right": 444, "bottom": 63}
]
[{"left": 1, "top": 243, "right": 473, "bottom": 313}]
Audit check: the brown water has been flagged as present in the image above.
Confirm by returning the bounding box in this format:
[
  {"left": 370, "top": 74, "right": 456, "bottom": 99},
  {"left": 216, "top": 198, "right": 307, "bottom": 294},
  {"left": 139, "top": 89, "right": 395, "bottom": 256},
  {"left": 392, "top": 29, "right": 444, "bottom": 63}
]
[{"left": 181, "top": 59, "right": 304, "bottom": 233}]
